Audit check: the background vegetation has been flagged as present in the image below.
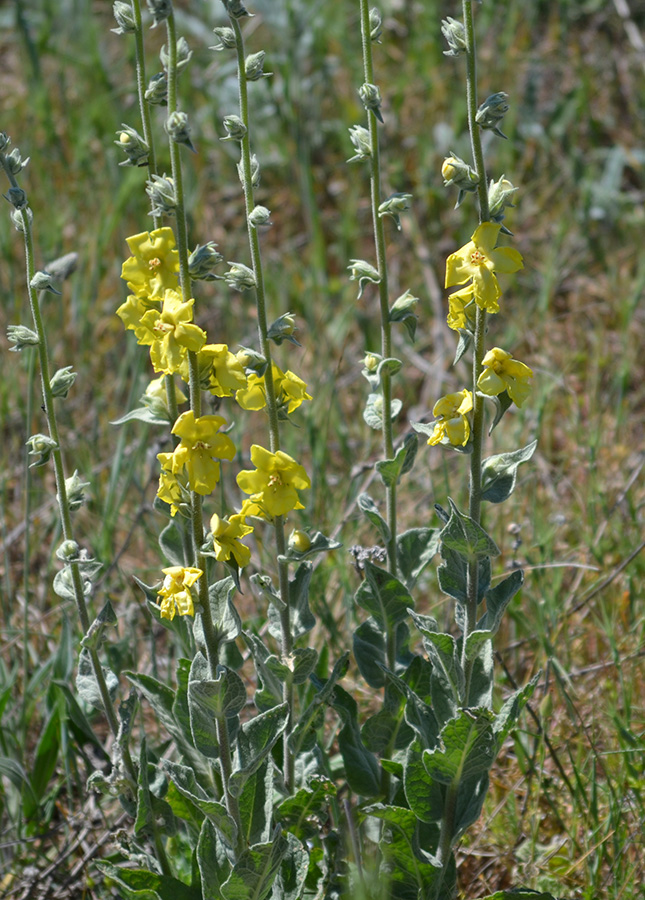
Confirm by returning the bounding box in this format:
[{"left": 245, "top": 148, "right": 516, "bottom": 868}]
[{"left": 1, "top": 0, "right": 644, "bottom": 897}]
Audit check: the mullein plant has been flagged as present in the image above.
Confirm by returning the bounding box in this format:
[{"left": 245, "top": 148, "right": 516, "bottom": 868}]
[
  {"left": 2, "top": 0, "right": 562, "bottom": 897},
  {"left": 340, "top": 3, "right": 552, "bottom": 900}
]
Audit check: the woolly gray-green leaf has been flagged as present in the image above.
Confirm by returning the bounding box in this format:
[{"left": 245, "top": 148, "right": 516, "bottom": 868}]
[
  {"left": 163, "top": 758, "right": 238, "bottom": 850},
  {"left": 355, "top": 560, "right": 414, "bottom": 630},
  {"left": 238, "top": 761, "right": 273, "bottom": 846},
  {"left": 76, "top": 649, "right": 118, "bottom": 712},
  {"left": 440, "top": 499, "right": 500, "bottom": 560},
  {"left": 197, "top": 819, "right": 231, "bottom": 899},
  {"left": 96, "top": 864, "right": 202, "bottom": 900},
  {"left": 375, "top": 433, "right": 418, "bottom": 488},
  {"left": 221, "top": 828, "right": 289, "bottom": 900},
  {"left": 481, "top": 440, "right": 537, "bottom": 503},
  {"left": 357, "top": 492, "right": 391, "bottom": 544},
  {"left": 327, "top": 685, "right": 381, "bottom": 797},
  {"left": 268, "top": 562, "right": 315, "bottom": 642},
  {"left": 229, "top": 703, "right": 290, "bottom": 799},
  {"left": 479, "top": 569, "right": 524, "bottom": 632},
  {"left": 396, "top": 526, "right": 440, "bottom": 591},
  {"left": 423, "top": 708, "right": 496, "bottom": 785}
]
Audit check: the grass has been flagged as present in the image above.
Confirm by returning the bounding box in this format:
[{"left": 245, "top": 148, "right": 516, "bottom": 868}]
[{"left": 1, "top": 0, "right": 645, "bottom": 896}]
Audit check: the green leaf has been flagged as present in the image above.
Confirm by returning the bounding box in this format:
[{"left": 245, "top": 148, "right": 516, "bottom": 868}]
[
  {"left": 269, "top": 832, "right": 309, "bottom": 900},
  {"left": 375, "top": 433, "right": 418, "bottom": 488},
  {"left": 221, "top": 828, "right": 289, "bottom": 900},
  {"left": 353, "top": 618, "right": 413, "bottom": 689},
  {"left": 423, "top": 708, "right": 496, "bottom": 785},
  {"left": 453, "top": 328, "right": 472, "bottom": 366},
  {"left": 135, "top": 740, "right": 176, "bottom": 841},
  {"left": 163, "top": 759, "right": 238, "bottom": 850},
  {"left": 125, "top": 670, "right": 176, "bottom": 736},
  {"left": 97, "top": 863, "right": 201, "bottom": 900},
  {"left": 440, "top": 499, "right": 500, "bottom": 561},
  {"left": 0, "top": 758, "right": 37, "bottom": 808},
  {"left": 493, "top": 674, "right": 541, "bottom": 744},
  {"left": 229, "top": 703, "right": 290, "bottom": 799},
  {"left": 479, "top": 569, "right": 524, "bottom": 632},
  {"left": 207, "top": 576, "right": 242, "bottom": 644},
  {"left": 291, "top": 653, "right": 350, "bottom": 756},
  {"left": 454, "top": 773, "right": 490, "bottom": 837},
  {"left": 396, "top": 527, "right": 440, "bottom": 591},
  {"left": 409, "top": 615, "right": 463, "bottom": 725},
  {"left": 81, "top": 600, "right": 117, "bottom": 652},
  {"left": 29, "top": 708, "right": 61, "bottom": 807},
  {"left": 197, "top": 819, "right": 231, "bottom": 898},
  {"left": 268, "top": 562, "right": 315, "bottom": 642},
  {"left": 364, "top": 392, "right": 403, "bottom": 430},
  {"left": 361, "top": 681, "right": 410, "bottom": 755},
  {"left": 266, "top": 648, "right": 318, "bottom": 686},
  {"left": 245, "top": 633, "right": 283, "bottom": 711},
  {"left": 326, "top": 685, "right": 381, "bottom": 797},
  {"left": 404, "top": 740, "right": 445, "bottom": 823},
  {"left": 112, "top": 405, "right": 170, "bottom": 426},
  {"left": 438, "top": 546, "right": 491, "bottom": 608},
  {"left": 465, "top": 634, "right": 494, "bottom": 709},
  {"left": 481, "top": 440, "right": 537, "bottom": 503},
  {"left": 238, "top": 761, "right": 273, "bottom": 846},
  {"left": 357, "top": 492, "right": 391, "bottom": 544},
  {"left": 159, "top": 519, "right": 186, "bottom": 567},
  {"left": 381, "top": 665, "right": 439, "bottom": 750},
  {"left": 76, "top": 648, "right": 118, "bottom": 711},
  {"left": 355, "top": 561, "right": 414, "bottom": 631},
  {"left": 274, "top": 777, "right": 336, "bottom": 842},
  {"left": 487, "top": 389, "right": 513, "bottom": 435},
  {"left": 188, "top": 657, "right": 246, "bottom": 757}
]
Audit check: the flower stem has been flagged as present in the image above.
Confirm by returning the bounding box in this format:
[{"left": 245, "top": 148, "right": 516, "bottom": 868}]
[
  {"left": 230, "top": 14, "right": 295, "bottom": 791},
  {"left": 359, "top": 0, "right": 397, "bottom": 672}
]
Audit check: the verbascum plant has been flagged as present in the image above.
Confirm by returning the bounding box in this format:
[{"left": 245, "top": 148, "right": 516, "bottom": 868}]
[{"left": 3, "top": 0, "right": 562, "bottom": 898}]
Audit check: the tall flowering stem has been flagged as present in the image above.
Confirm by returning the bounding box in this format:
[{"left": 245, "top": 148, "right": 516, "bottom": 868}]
[
  {"left": 229, "top": 13, "right": 295, "bottom": 790},
  {"left": 0, "top": 148, "right": 132, "bottom": 779},
  {"left": 162, "top": 6, "right": 244, "bottom": 844},
  {"left": 359, "top": 0, "right": 397, "bottom": 591},
  {"left": 462, "top": 0, "right": 489, "bottom": 678}
]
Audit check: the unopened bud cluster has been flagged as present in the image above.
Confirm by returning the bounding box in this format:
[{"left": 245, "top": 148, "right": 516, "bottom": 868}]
[
  {"left": 476, "top": 92, "right": 510, "bottom": 139},
  {"left": 116, "top": 125, "right": 149, "bottom": 167}
]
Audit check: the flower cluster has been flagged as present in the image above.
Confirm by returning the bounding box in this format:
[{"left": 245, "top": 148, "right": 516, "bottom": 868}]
[{"left": 157, "top": 565, "right": 202, "bottom": 620}]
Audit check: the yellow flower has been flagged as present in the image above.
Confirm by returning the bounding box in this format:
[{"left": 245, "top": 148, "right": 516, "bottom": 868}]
[
  {"left": 121, "top": 227, "right": 180, "bottom": 299},
  {"left": 157, "top": 565, "right": 202, "bottom": 620},
  {"left": 171, "top": 411, "right": 236, "bottom": 495},
  {"left": 116, "top": 293, "right": 159, "bottom": 341},
  {"left": 145, "top": 376, "right": 188, "bottom": 405},
  {"left": 446, "top": 284, "right": 476, "bottom": 331},
  {"left": 138, "top": 289, "right": 206, "bottom": 375},
  {"left": 445, "top": 222, "right": 523, "bottom": 312},
  {"left": 209, "top": 513, "right": 253, "bottom": 568},
  {"left": 235, "top": 364, "right": 312, "bottom": 414},
  {"left": 198, "top": 344, "right": 247, "bottom": 397},
  {"left": 427, "top": 389, "right": 473, "bottom": 447},
  {"left": 477, "top": 347, "right": 533, "bottom": 407},
  {"left": 237, "top": 445, "right": 311, "bottom": 517},
  {"left": 157, "top": 451, "right": 188, "bottom": 517},
  {"left": 279, "top": 369, "right": 312, "bottom": 414}
]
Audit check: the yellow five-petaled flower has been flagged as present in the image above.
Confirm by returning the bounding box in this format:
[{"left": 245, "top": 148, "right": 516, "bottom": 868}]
[
  {"left": 209, "top": 513, "right": 254, "bottom": 568},
  {"left": 477, "top": 347, "right": 533, "bottom": 407},
  {"left": 157, "top": 566, "right": 202, "bottom": 620},
  {"left": 427, "top": 389, "right": 474, "bottom": 447},
  {"left": 121, "top": 228, "right": 180, "bottom": 299},
  {"left": 168, "top": 411, "right": 236, "bottom": 495},
  {"left": 237, "top": 445, "right": 311, "bottom": 517},
  {"left": 445, "top": 222, "right": 523, "bottom": 314}
]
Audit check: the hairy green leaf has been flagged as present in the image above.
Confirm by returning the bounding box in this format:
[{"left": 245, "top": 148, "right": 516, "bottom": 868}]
[
  {"left": 396, "top": 527, "right": 440, "bottom": 591},
  {"left": 481, "top": 440, "right": 537, "bottom": 503},
  {"left": 355, "top": 561, "right": 414, "bottom": 630}
]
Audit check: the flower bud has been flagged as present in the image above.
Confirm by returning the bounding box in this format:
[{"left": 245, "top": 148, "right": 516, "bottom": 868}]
[
  {"left": 146, "top": 173, "right": 176, "bottom": 217},
  {"left": 160, "top": 36, "right": 192, "bottom": 74},
  {"left": 30, "top": 271, "right": 62, "bottom": 294},
  {"left": 56, "top": 540, "right": 80, "bottom": 562},
  {"left": 26, "top": 433, "right": 58, "bottom": 467},
  {"left": 248, "top": 205, "right": 272, "bottom": 228},
  {"left": 211, "top": 26, "right": 236, "bottom": 50},
  {"left": 62, "top": 470, "right": 91, "bottom": 511},
  {"left": 165, "top": 111, "right": 195, "bottom": 152},
  {"left": 50, "top": 366, "right": 77, "bottom": 399},
  {"left": 359, "top": 82, "right": 383, "bottom": 123},
  {"left": 245, "top": 50, "right": 272, "bottom": 81},
  {"left": 488, "top": 175, "right": 518, "bottom": 224},
  {"left": 369, "top": 7, "right": 382, "bottom": 42},
  {"left": 225, "top": 262, "right": 256, "bottom": 291},
  {"left": 441, "top": 17, "right": 466, "bottom": 56},
  {"left": 11, "top": 207, "right": 33, "bottom": 232},
  {"left": 221, "top": 115, "right": 247, "bottom": 142},
  {"left": 223, "top": 0, "right": 252, "bottom": 19},
  {"left": 115, "top": 125, "right": 149, "bottom": 167},
  {"left": 7, "top": 325, "right": 39, "bottom": 351},
  {"left": 363, "top": 352, "right": 380, "bottom": 373},
  {"left": 46, "top": 252, "right": 78, "bottom": 281},
  {"left": 441, "top": 152, "right": 479, "bottom": 208},
  {"left": 0, "top": 132, "right": 10, "bottom": 151},
  {"left": 378, "top": 192, "right": 413, "bottom": 231},
  {"left": 112, "top": 1, "right": 136, "bottom": 34},
  {"left": 145, "top": 72, "right": 168, "bottom": 106},
  {"left": 267, "top": 312, "right": 299, "bottom": 346},
  {"left": 188, "top": 242, "right": 223, "bottom": 281},
  {"left": 289, "top": 529, "right": 312, "bottom": 553},
  {"left": 347, "top": 125, "right": 371, "bottom": 162},
  {"left": 237, "top": 153, "right": 260, "bottom": 188},
  {"left": 236, "top": 346, "right": 266, "bottom": 375},
  {"left": 390, "top": 288, "right": 418, "bottom": 316},
  {"left": 5, "top": 148, "right": 29, "bottom": 176},
  {"left": 4, "top": 187, "right": 28, "bottom": 210},
  {"left": 348, "top": 259, "right": 381, "bottom": 299},
  {"left": 476, "top": 92, "right": 510, "bottom": 139},
  {"left": 146, "top": 0, "right": 172, "bottom": 26}
]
